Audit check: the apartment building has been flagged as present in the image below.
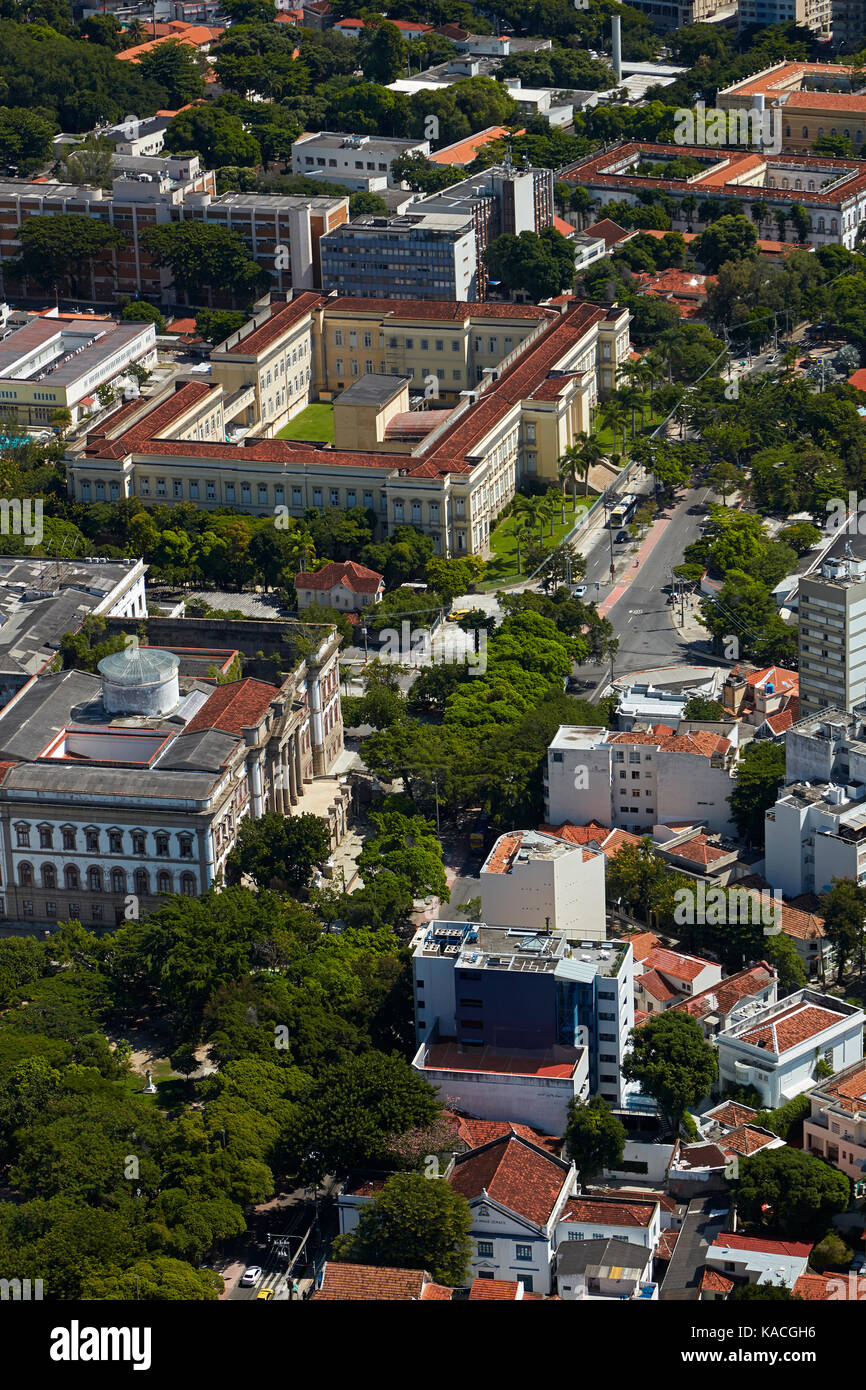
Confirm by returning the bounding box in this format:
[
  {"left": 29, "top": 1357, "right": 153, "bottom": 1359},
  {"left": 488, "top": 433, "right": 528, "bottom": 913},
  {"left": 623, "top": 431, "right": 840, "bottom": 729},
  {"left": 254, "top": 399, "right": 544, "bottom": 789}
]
[
  {"left": 622, "top": 0, "right": 735, "bottom": 27},
  {"left": 715, "top": 990, "right": 864, "bottom": 1108},
  {"left": 564, "top": 143, "right": 866, "bottom": 249},
  {"left": 545, "top": 723, "right": 739, "bottom": 836},
  {"left": 0, "top": 176, "right": 347, "bottom": 304},
  {"left": 320, "top": 211, "right": 478, "bottom": 301},
  {"left": 480, "top": 829, "right": 607, "bottom": 943},
  {"left": 764, "top": 709, "right": 866, "bottom": 895},
  {"left": 411, "top": 919, "right": 635, "bottom": 1115},
  {"left": 803, "top": 1058, "right": 866, "bottom": 1180},
  {"left": 66, "top": 295, "right": 631, "bottom": 559},
  {"left": 0, "top": 628, "right": 343, "bottom": 930},
  {"left": 737, "top": 0, "right": 830, "bottom": 33},
  {"left": 798, "top": 550, "right": 866, "bottom": 717},
  {"left": 413, "top": 164, "right": 555, "bottom": 299},
  {"left": 0, "top": 316, "right": 156, "bottom": 427},
  {"left": 291, "top": 132, "right": 430, "bottom": 191}
]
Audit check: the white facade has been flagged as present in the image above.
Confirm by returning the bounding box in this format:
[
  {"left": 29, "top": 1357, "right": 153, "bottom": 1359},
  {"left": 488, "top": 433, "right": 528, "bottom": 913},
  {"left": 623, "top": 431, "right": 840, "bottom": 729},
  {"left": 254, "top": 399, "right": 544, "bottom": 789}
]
[
  {"left": 291, "top": 132, "right": 430, "bottom": 189},
  {"left": 555, "top": 1196, "right": 661, "bottom": 1250},
  {"left": 715, "top": 991, "right": 865, "bottom": 1109},
  {"left": 545, "top": 725, "right": 738, "bottom": 835},
  {"left": 412, "top": 1035, "right": 589, "bottom": 1133},
  {"left": 799, "top": 554, "right": 866, "bottom": 717},
  {"left": 705, "top": 1237, "right": 810, "bottom": 1289},
  {"left": 480, "top": 829, "right": 606, "bottom": 942}
]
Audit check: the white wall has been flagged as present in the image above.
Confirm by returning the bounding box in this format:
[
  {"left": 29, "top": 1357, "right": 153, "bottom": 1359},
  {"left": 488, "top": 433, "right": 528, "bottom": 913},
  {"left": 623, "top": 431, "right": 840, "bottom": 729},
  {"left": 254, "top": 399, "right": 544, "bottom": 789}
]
[{"left": 416, "top": 1059, "right": 588, "bottom": 1133}]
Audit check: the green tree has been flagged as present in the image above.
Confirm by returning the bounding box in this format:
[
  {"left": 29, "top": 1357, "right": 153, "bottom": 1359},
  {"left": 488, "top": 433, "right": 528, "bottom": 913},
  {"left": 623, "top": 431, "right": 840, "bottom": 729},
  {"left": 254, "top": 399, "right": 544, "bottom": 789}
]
[
  {"left": 733, "top": 1147, "right": 850, "bottom": 1240},
  {"left": 810, "top": 1231, "right": 854, "bottom": 1273},
  {"left": 141, "top": 222, "right": 268, "bottom": 305},
  {"left": 225, "top": 812, "right": 330, "bottom": 892},
  {"left": 288, "top": 1053, "right": 440, "bottom": 1182},
  {"left": 359, "top": 19, "right": 406, "bottom": 84},
  {"left": 13, "top": 214, "right": 124, "bottom": 297},
  {"left": 695, "top": 214, "right": 758, "bottom": 272},
  {"left": 332, "top": 1171, "right": 472, "bottom": 1286},
  {"left": 163, "top": 105, "right": 261, "bottom": 168},
  {"left": 728, "top": 741, "right": 786, "bottom": 848},
  {"left": 0, "top": 107, "right": 55, "bottom": 176},
  {"left": 565, "top": 1096, "right": 627, "bottom": 1178},
  {"left": 194, "top": 309, "right": 247, "bottom": 345},
  {"left": 682, "top": 695, "right": 725, "bottom": 720},
  {"left": 818, "top": 879, "right": 866, "bottom": 983},
  {"left": 484, "top": 227, "right": 576, "bottom": 302},
  {"left": 621, "top": 1011, "right": 717, "bottom": 1134},
  {"left": 121, "top": 300, "right": 165, "bottom": 332},
  {"left": 221, "top": 0, "right": 277, "bottom": 21},
  {"left": 81, "top": 1257, "right": 223, "bottom": 1300},
  {"left": 138, "top": 39, "right": 206, "bottom": 106}
]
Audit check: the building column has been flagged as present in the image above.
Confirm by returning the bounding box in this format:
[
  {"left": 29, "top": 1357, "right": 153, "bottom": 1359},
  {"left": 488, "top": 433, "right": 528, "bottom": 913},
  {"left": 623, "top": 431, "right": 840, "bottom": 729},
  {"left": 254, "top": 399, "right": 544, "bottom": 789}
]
[{"left": 286, "top": 740, "right": 299, "bottom": 807}]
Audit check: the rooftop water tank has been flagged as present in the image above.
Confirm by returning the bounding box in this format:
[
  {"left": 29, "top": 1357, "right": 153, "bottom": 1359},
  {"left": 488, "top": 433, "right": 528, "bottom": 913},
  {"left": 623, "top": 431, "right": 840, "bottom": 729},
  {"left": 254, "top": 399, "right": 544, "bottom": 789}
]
[{"left": 98, "top": 646, "right": 180, "bottom": 716}]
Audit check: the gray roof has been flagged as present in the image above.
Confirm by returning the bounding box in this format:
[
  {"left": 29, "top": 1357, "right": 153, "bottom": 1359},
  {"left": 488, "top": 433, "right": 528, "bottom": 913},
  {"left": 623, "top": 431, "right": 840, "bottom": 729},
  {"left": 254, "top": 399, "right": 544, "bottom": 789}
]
[
  {"left": 0, "top": 556, "right": 139, "bottom": 680},
  {"left": 335, "top": 374, "right": 410, "bottom": 407},
  {"left": 154, "top": 728, "right": 238, "bottom": 772},
  {"left": 0, "top": 318, "right": 150, "bottom": 389},
  {"left": 556, "top": 1238, "right": 650, "bottom": 1279},
  {"left": 0, "top": 669, "right": 103, "bottom": 759},
  {"left": 0, "top": 759, "right": 218, "bottom": 803}
]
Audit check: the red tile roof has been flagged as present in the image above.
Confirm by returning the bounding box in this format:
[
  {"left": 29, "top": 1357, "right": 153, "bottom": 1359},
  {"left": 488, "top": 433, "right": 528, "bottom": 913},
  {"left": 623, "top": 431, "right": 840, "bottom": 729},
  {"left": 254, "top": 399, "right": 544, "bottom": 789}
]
[
  {"left": 703, "top": 1100, "right": 759, "bottom": 1129},
  {"left": 323, "top": 298, "right": 553, "bottom": 323},
  {"left": 627, "top": 931, "right": 660, "bottom": 962},
  {"left": 608, "top": 728, "right": 731, "bottom": 758},
  {"left": 429, "top": 127, "right": 515, "bottom": 165},
  {"left": 183, "top": 678, "right": 279, "bottom": 736},
  {"left": 738, "top": 1001, "right": 845, "bottom": 1054},
  {"left": 295, "top": 560, "right": 383, "bottom": 595},
  {"left": 656, "top": 1228, "right": 680, "bottom": 1260},
  {"left": 663, "top": 832, "right": 731, "bottom": 867},
  {"left": 722, "top": 1125, "right": 778, "bottom": 1157},
  {"left": 714, "top": 1234, "right": 812, "bottom": 1258},
  {"left": 442, "top": 1110, "right": 562, "bottom": 1156},
  {"left": 637, "top": 968, "right": 679, "bottom": 1003},
  {"left": 582, "top": 218, "right": 632, "bottom": 248},
  {"left": 449, "top": 1135, "right": 570, "bottom": 1227},
  {"left": 559, "top": 1197, "right": 657, "bottom": 1228},
  {"left": 425, "top": 1042, "right": 577, "bottom": 1079},
  {"left": 700, "top": 1267, "right": 735, "bottom": 1293},
  {"left": 644, "top": 946, "right": 713, "bottom": 982},
  {"left": 813, "top": 1061, "right": 866, "bottom": 1113},
  {"left": 313, "top": 1263, "right": 443, "bottom": 1300},
  {"left": 468, "top": 1278, "right": 523, "bottom": 1299},
  {"left": 221, "top": 292, "right": 325, "bottom": 357},
  {"left": 674, "top": 963, "right": 776, "bottom": 1023},
  {"left": 794, "top": 1272, "right": 865, "bottom": 1300},
  {"left": 537, "top": 820, "right": 610, "bottom": 847}
]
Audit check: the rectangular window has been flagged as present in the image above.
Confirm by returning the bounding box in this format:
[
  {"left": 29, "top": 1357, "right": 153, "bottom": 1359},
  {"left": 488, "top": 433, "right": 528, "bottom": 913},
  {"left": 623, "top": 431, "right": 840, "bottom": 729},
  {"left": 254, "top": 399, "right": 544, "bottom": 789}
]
[
  {"left": 515, "top": 1245, "right": 532, "bottom": 1262},
  {"left": 477, "top": 1241, "right": 493, "bottom": 1258}
]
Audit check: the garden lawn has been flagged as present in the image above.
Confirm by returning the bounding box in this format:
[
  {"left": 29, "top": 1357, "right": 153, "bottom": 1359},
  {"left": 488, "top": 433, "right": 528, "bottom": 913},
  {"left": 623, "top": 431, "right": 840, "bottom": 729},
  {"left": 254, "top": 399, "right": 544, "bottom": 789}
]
[
  {"left": 276, "top": 402, "right": 335, "bottom": 442},
  {"left": 482, "top": 500, "right": 591, "bottom": 587}
]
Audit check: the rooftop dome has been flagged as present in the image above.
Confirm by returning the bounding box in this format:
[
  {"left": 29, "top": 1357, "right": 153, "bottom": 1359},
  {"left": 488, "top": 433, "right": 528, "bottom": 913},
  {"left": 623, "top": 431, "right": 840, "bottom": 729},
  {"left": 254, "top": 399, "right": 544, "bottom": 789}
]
[{"left": 98, "top": 647, "right": 180, "bottom": 685}]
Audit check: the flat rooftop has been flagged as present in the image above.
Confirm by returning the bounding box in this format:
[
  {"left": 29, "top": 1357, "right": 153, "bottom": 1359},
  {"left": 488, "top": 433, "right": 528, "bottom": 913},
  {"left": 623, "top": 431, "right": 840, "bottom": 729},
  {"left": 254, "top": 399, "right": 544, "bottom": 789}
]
[
  {"left": 0, "top": 556, "right": 141, "bottom": 680},
  {"left": 335, "top": 374, "right": 409, "bottom": 407},
  {"left": 0, "top": 318, "right": 150, "bottom": 389},
  {"left": 423, "top": 1041, "right": 580, "bottom": 1078}
]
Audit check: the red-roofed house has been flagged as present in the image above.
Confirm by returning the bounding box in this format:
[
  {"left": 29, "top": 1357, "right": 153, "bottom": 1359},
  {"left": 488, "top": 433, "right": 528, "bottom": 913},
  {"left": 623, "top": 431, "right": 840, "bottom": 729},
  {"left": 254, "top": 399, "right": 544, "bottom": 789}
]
[
  {"left": 635, "top": 945, "right": 721, "bottom": 1014},
  {"left": 468, "top": 1277, "right": 525, "bottom": 1299},
  {"left": 716, "top": 989, "right": 865, "bottom": 1109},
  {"left": 672, "top": 962, "right": 778, "bottom": 1038},
  {"left": 449, "top": 1134, "right": 576, "bottom": 1293},
  {"left": 705, "top": 1233, "right": 812, "bottom": 1290},
  {"left": 313, "top": 1262, "right": 453, "bottom": 1299},
  {"left": 556, "top": 1194, "right": 662, "bottom": 1251},
  {"left": 294, "top": 561, "right": 384, "bottom": 613}
]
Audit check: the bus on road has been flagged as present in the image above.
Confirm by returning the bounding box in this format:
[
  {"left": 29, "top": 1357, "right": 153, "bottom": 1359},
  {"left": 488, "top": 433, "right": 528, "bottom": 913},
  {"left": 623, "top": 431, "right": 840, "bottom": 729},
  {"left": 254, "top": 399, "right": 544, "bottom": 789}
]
[{"left": 608, "top": 494, "right": 638, "bottom": 529}]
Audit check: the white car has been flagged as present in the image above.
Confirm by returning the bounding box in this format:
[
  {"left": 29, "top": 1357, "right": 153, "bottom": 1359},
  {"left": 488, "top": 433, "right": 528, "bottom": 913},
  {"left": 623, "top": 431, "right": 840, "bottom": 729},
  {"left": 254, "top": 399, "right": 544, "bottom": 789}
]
[{"left": 240, "top": 1266, "right": 262, "bottom": 1287}]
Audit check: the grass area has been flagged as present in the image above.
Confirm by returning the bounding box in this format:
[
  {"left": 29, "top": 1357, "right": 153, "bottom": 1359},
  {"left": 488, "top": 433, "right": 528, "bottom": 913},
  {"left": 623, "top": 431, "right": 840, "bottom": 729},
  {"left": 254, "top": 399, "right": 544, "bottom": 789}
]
[
  {"left": 592, "top": 406, "right": 665, "bottom": 456},
  {"left": 276, "top": 402, "right": 335, "bottom": 443},
  {"left": 482, "top": 500, "right": 592, "bottom": 587}
]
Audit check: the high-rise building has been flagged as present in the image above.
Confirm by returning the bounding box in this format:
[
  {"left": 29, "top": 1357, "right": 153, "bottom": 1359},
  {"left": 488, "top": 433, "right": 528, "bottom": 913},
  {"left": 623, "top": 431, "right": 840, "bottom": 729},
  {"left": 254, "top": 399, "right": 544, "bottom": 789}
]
[
  {"left": 320, "top": 211, "right": 477, "bottom": 301},
  {"left": 798, "top": 549, "right": 866, "bottom": 717}
]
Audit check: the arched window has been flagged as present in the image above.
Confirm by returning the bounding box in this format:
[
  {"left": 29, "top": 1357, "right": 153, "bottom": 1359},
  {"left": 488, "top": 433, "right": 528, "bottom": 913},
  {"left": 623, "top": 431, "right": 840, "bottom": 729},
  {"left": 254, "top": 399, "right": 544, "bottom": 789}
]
[
  {"left": 111, "top": 867, "right": 126, "bottom": 894},
  {"left": 19, "top": 861, "right": 33, "bottom": 886},
  {"left": 802, "top": 126, "right": 808, "bottom": 139},
  {"left": 88, "top": 866, "right": 103, "bottom": 893},
  {"left": 831, "top": 218, "right": 838, "bottom": 233},
  {"left": 818, "top": 217, "right": 826, "bottom": 232},
  {"left": 65, "top": 865, "right": 80, "bottom": 890},
  {"left": 785, "top": 125, "right": 790, "bottom": 137},
  {"left": 795, "top": 179, "right": 802, "bottom": 190},
  {"left": 42, "top": 864, "right": 56, "bottom": 889},
  {"left": 180, "top": 873, "right": 196, "bottom": 897},
  {"left": 134, "top": 868, "right": 149, "bottom": 896},
  {"left": 157, "top": 870, "right": 172, "bottom": 895}
]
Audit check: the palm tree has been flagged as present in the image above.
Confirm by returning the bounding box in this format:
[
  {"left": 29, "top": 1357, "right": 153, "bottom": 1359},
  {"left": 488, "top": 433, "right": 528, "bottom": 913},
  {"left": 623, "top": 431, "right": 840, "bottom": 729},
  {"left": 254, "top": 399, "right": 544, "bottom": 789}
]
[
  {"left": 515, "top": 493, "right": 546, "bottom": 546},
  {"left": 600, "top": 397, "right": 628, "bottom": 458},
  {"left": 50, "top": 407, "right": 72, "bottom": 438},
  {"left": 126, "top": 18, "right": 146, "bottom": 44},
  {"left": 641, "top": 350, "right": 666, "bottom": 408},
  {"left": 513, "top": 518, "right": 531, "bottom": 576},
  {"left": 547, "top": 489, "right": 566, "bottom": 532},
  {"left": 617, "top": 383, "right": 645, "bottom": 437},
  {"left": 560, "top": 433, "right": 602, "bottom": 503}
]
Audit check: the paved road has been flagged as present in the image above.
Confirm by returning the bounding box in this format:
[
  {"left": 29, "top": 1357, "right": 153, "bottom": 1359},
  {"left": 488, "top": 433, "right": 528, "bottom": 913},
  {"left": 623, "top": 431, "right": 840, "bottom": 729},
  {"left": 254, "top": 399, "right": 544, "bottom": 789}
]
[{"left": 569, "top": 480, "right": 717, "bottom": 699}]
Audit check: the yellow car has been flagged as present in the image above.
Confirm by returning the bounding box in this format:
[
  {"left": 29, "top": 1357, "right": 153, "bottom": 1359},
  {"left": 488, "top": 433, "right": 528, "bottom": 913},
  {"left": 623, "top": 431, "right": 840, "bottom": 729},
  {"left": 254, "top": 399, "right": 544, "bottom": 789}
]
[
  {"left": 448, "top": 610, "right": 470, "bottom": 623},
  {"left": 256, "top": 1287, "right": 274, "bottom": 1301}
]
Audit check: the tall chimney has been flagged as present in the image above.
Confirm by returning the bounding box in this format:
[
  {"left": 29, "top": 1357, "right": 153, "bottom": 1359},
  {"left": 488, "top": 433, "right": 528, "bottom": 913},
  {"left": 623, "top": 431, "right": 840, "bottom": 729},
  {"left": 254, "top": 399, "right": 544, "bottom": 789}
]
[{"left": 611, "top": 14, "right": 623, "bottom": 85}]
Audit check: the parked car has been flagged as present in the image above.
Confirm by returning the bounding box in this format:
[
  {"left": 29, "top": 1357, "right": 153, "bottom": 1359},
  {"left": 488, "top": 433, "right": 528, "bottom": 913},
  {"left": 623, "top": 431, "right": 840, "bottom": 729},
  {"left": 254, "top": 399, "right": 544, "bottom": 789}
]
[
  {"left": 240, "top": 1267, "right": 262, "bottom": 1288},
  {"left": 572, "top": 584, "right": 587, "bottom": 598}
]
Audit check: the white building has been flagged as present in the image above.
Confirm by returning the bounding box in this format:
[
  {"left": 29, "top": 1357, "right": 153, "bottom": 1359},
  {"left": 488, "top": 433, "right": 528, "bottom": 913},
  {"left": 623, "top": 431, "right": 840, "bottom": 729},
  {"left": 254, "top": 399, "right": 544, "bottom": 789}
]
[
  {"left": 555, "top": 1238, "right": 657, "bottom": 1300},
  {"left": 294, "top": 560, "right": 384, "bottom": 613},
  {"left": 480, "top": 828, "right": 606, "bottom": 943},
  {"left": 555, "top": 1193, "right": 662, "bottom": 1251},
  {"left": 0, "top": 316, "right": 156, "bottom": 427},
  {"left": 715, "top": 990, "right": 865, "bottom": 1109},
  {"left": 545, "top": 723, "right": 739, "bottom": 835},
  {"left": 798, "top": 551, "right": 866, "bottom": 717},
  {"left": 704, "top": 1234, "right": 812, "bottom": 1290},
  {"left": 765, "top": 710, "right": 866, "bottom": 897},
  {"left": 291, "top": 132, "right": 430, "bottom": 191},
  {"left": 449, "top": 1134, "right": 577, "bottom": 1294}
]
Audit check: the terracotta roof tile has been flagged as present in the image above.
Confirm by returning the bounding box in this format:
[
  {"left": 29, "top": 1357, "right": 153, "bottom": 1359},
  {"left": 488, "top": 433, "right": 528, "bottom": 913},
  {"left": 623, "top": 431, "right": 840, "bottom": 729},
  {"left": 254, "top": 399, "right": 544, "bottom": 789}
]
[
  {"left": 314, "top": 1263, "right": 435, "bottom": 1300},
  {"left": 183, "top": 677, "right": 279, "bottom": 736},
  {"left": 700, "top": 1267, "right": 735, "bottom": 1293},
  {"left": 560, "top": 1196, "right": 657, "bottom": 1227},
  {"left": 608, "top": 729, "right": 731, "bottom": 757},
  {"left": 738, "top": 1001, "right": 845, "bottom": 1054},
  {"left": 714, "top": 1234, "right": 812, "bottom": 1258},
  {"left": 644, "top": 946, "right": 713, "bottom": 982},
  {"left": 674, "top": 963, "right": 776, "bottom": 1022},
  {"left": 703, "top": 1100, "right": 759, "bottom": 1129},
  {"left": 442, "top": 1111, "right": 562, "bottom": 1156},
  {"left": 449, "top": 1135, "right": 569, "bottom": 1226},
  {"left": 637, "top": 968, "right": 679, "bottom": 1002},
  {"left": 295, "top": 560, "right": 383, "bottom": 594},
  {"left": 723, "top": 1125, "right": 778, "bottom": 1157},
  {"left": 468, "top": 1278, "right": 523, "bottom": 1299}
]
